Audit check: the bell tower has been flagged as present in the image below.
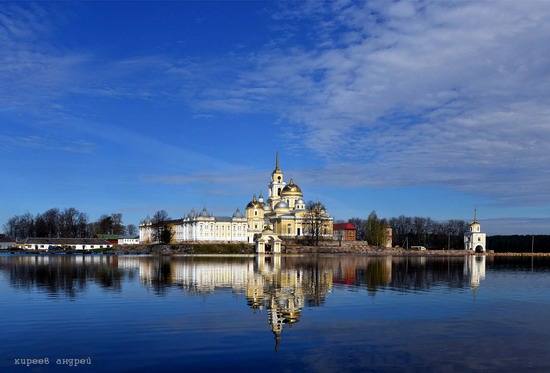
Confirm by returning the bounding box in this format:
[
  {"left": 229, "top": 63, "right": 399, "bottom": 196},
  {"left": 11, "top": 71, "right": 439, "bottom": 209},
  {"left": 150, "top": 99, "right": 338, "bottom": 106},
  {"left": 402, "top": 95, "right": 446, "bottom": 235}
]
[
  {"left": 268, "top": 152, "right": 286, "bottom": 204},
  {"left": 464, "top": 209, "right": 486, "bottom": 252}
]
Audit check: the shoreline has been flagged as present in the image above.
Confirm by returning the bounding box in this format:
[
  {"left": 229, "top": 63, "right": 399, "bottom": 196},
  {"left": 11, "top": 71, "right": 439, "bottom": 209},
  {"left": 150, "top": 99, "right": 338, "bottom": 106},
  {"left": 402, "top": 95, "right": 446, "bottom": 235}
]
[{"left": 2, "top": 245, "right": 550, "bottom": 257}]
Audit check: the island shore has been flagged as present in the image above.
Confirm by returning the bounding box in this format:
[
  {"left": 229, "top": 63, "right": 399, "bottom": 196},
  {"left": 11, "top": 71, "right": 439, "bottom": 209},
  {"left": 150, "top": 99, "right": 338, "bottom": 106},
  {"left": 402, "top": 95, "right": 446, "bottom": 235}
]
[
  {"left": 103, "top": 243, "right": 550, "bottom": 256},
  {"left": 3, "top": 242, "right": 549, "bottom": 256}
]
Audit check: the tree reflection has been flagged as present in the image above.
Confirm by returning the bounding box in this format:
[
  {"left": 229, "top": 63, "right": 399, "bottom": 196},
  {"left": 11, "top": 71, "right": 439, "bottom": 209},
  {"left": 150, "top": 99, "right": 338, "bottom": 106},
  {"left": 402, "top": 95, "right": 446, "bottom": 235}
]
[
  {"left": 0, "top": 255, "right": 124, "bottom": 297},
  {"left": 0, "top": 253, "right": 489, "bottom": 349}
]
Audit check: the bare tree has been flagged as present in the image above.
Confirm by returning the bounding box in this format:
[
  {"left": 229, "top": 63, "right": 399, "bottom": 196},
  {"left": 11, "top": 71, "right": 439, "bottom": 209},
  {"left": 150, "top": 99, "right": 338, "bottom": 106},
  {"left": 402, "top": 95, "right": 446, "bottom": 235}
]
[
  {"left": 42, "top": 208, "right": 61, "bottom": 238},
  {"left": 126, "top": 224, "right": 137, "bottom": 236},
  {"left": 111, "top": 213, "right": 125, "bottom": 235},
  {"left": 96, "top": 215, "right": 114, "bottom": 235},
  {"left": 304, "top": 201, "right": 326, "bottom": 246},
  {"left": 349, "top": 217, "right": 368, "bottom": 241},
  {"left": 152, "top": 210, "right": 171, "bottom": 243},
  {"left": 335, "top": 229, "right": 344, "bottom": 247}
]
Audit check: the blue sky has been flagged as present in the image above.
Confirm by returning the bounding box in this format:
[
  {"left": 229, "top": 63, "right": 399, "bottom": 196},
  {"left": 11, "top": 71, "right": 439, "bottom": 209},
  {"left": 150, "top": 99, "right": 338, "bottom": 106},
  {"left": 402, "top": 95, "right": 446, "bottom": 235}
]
[{"left": 2, "top": 1, "right": 550, "bottom": 235}]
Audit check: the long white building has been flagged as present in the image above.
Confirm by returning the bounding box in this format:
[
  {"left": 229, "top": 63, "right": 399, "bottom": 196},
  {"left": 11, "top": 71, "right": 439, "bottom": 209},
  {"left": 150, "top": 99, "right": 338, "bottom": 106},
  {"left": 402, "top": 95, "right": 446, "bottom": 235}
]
[{"left": 139, "top": 207, "right": 248, "bottom": 244}]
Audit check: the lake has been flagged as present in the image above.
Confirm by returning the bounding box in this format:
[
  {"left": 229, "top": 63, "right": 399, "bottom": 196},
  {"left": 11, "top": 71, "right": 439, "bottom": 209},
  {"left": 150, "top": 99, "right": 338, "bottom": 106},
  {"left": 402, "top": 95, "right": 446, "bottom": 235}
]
[{"left": 1, "top": 254, "right": 549, "bottom": 372}]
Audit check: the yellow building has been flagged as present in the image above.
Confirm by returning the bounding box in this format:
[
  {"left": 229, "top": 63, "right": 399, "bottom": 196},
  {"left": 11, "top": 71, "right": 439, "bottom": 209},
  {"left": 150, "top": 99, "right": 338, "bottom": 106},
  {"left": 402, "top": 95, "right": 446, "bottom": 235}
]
[
  {"left": 139, "top": 153, "right": 333, "bottom": 246},
  {"left": 245, "top": 154, "right": 333, "bottom": 243}
]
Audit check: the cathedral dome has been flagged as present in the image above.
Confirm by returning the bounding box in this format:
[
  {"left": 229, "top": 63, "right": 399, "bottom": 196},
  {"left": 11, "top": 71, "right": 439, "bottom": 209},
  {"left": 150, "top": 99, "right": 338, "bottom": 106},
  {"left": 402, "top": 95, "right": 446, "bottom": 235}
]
[
  {"left": 275, "top": 201, "right": 289, "bottom": 211},
  {"left": 281, "top": 178, "right": 303, "bottom": 197},
  {"left": 232, "top": 208, "right": 244, "bottom": 218},
  {"left": 187, "top": 208, "right": 197, "bottom": 219},
  {"left": 263, "top": 204, "right": 273, "bottom": 212},
  {"left": 246, "top": 194, "right": 262, "bottom": 209},
  {"left": 199, "top": 207, "right": 210, "bottom": 218}
]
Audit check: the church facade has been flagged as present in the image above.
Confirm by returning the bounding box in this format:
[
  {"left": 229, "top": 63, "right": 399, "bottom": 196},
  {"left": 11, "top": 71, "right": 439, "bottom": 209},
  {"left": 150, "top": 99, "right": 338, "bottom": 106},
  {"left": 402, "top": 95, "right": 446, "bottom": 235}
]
[
  {"left": 245, "top": 154, "right": 333, "bottom": 243},
  {"left": 139, "top": 154, "right": 333, "bottom": 245},
  {"left": 464, "top": 209, "right": 486, "bottom": 252}
]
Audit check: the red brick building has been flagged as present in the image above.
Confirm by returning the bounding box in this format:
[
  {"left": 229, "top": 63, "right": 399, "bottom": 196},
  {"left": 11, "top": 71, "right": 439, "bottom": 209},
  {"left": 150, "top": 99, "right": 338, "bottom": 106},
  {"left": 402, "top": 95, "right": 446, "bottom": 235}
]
[{"left": 333, "top": 223, "right": 357, "bottom": 241}]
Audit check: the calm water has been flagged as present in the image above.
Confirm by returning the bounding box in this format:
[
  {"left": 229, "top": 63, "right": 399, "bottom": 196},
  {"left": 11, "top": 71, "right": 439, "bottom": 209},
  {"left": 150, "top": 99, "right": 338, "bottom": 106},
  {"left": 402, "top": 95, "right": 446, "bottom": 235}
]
[{"left": 1, "top": 254, "right": 550, "bottom": 372}]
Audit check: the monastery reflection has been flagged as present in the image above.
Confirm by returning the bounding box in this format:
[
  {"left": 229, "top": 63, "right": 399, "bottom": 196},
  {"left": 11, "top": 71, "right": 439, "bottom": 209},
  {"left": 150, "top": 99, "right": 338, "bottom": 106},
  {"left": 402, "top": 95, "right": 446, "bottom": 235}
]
[
  {"left": 128, "top": 255, "right": 333, "bottom": 348},
  {"left": 0, "top": 253, "right": 487, "bottom": 346}
]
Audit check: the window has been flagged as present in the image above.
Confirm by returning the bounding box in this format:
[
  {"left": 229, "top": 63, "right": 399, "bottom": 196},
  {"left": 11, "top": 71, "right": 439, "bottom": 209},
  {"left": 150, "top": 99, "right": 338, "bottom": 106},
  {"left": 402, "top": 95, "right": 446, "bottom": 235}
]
[
  {"left": 255, "top": 211, "right": 258, "bottom": 216},
  {"left": 277, "top": 176, "right": 281, "bottom": 182},
  {"left": 278, "top": 188, "right": 281, "bottom": 196}
]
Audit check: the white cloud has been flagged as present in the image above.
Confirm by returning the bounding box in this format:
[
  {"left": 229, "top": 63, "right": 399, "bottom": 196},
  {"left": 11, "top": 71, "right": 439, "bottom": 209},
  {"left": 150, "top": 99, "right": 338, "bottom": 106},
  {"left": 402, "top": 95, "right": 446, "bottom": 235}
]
[
  {"left": 200, "top": 1, "right": 550, "bottom": 206},
  {"left": 3, "top": 1, "right": 550, "bottom": 209}
]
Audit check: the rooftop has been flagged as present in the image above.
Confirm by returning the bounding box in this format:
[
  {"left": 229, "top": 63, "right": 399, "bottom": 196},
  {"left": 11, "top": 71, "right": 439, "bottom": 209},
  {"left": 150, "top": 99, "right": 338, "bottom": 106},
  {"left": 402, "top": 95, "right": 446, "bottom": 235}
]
[{"left": 333, "top": 223, "right": 357, "bottom": 230}]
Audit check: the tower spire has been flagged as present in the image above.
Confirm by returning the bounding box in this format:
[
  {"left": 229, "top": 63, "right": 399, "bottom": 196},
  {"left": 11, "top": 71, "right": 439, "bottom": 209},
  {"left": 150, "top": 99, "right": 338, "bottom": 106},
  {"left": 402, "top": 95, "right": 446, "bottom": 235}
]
[
  {"left": 275, "top": 151, "right": 280, "bottom": 171},
  {"left": 473, "top": 208, "right": 477, "bottom": 224}
]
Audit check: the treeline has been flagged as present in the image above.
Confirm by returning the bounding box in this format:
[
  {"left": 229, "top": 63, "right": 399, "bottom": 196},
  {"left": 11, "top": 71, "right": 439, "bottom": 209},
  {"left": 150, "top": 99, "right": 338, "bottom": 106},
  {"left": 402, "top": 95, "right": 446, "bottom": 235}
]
[
  {"left": 487, "top": 235, "right": 550, "bottom": 253},
  {"left": 349, "top": 213, "right": 469, "bottom": 249},
  {"left": 3, "top": 208, "right": 137, "bottom": 242},
  {"left": 388, "top": 215, "right": 469, "bottom": 249}
]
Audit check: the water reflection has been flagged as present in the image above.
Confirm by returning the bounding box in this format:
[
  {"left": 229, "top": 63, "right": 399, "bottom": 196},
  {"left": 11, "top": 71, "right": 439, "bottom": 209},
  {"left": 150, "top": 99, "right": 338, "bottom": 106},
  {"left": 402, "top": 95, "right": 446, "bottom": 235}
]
[
  {"left": 0, "top": 255, "right": 125, "bottom": 297},
  {"left": 0, "top": 254, "right": 492, "bottom": 346},
  {"left": 0, "top": 254, "right": 493, "bottom": 297},
  {"left": 464, "top": 255, "right": 486, "bottom": 290}
]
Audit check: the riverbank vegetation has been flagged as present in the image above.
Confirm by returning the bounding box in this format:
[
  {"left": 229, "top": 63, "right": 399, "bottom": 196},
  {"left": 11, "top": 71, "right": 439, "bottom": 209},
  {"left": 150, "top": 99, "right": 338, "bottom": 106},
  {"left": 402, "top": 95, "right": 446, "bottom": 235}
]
[
  {"left": 3, "top": 208, "right": 137, "bottom": 241},
  {"left": 349, "top": 213, "right": 469, "bottom": 250},
  {"left": 487, "top": 235, "right": 550, "bottom": 253}
]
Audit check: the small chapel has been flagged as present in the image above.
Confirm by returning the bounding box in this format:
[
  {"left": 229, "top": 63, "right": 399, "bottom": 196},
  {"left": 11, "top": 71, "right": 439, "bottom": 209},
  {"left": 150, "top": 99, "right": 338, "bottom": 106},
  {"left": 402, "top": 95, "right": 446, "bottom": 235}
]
[{"left": 464, "top": 209, "right": 487, "bottom": 252}]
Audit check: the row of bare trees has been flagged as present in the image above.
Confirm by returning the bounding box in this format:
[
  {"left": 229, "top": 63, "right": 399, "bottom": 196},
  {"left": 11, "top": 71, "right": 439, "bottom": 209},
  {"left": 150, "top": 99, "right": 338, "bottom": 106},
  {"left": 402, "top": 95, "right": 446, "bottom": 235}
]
[
  {"left": 347, "top": 214, "right": 469, "bottom": 249},
  {"left": 3, "top": 208, "right": 137, "bottom": 242},
  {"left": 388, "top": 215, "right": 469, "bottom": 249}
]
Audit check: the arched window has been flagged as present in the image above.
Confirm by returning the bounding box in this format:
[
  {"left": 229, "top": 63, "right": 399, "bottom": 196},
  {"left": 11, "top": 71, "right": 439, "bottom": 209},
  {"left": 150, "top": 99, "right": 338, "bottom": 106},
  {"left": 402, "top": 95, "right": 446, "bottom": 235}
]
[{"left": 278, "top": 188, "right": 281, "bottom": 196}]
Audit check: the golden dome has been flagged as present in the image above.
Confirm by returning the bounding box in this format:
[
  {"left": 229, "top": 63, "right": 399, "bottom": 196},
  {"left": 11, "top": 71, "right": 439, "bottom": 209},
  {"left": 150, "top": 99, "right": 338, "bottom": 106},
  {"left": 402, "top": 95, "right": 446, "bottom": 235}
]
[
  {"left": 281, "top": 178, "right": 302, "bottom": 197},
  {"left": 246, "top": 194, "right": 263, "bottom": 209}
]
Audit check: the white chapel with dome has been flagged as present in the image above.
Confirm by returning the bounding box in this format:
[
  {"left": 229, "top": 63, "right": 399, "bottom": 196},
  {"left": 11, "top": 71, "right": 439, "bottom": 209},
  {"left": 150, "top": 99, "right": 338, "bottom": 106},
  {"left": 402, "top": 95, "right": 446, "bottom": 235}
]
[{"left": 464, "top": 209, "right": 486, "bottom": 252}]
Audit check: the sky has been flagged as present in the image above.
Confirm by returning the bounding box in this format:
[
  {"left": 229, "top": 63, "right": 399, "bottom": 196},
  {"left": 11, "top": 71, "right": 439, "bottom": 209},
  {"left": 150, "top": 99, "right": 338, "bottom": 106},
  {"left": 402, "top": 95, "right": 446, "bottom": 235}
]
[{"left": 1, "top": 1, "right": 550, "bottom": 235}]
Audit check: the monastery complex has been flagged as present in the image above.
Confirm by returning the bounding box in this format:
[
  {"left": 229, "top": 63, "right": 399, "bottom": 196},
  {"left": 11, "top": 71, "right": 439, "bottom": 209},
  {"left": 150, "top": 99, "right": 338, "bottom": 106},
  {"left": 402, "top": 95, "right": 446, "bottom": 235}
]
[{"left": 139, "top": 154, "right": 334, "bottom": 251}]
